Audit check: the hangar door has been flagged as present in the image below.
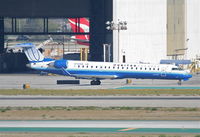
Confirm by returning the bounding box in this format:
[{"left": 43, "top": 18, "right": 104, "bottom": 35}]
[{"left": 167, "top": 0, "right": 186, "bottom": 58}]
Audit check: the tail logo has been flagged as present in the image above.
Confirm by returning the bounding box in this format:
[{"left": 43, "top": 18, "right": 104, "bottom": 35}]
[
  {"left": 16, "top": 43, "right": 44, "bottom": 62},
  {"left": 25, "top": 47, "right": 43, "bottom": 61},
  {"left": 68, "top": 18, "right": 90, "bottom": 46}
]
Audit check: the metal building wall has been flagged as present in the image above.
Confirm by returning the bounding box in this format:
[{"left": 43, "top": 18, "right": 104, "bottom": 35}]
[
  {"left": 0, "top": 0, "right": 91, "bottom": 17},
  {"left": 0, "top": 17, "right": 3, "bottom": 54},
  {"left": 90, "top": 0, "right": 113, "bottom": 61},
  {"left": 186, "top": 0, "right": 200, "bottom": 59},
  {"left": 113, "top": 0, "right": 167, "bottom": 63}
]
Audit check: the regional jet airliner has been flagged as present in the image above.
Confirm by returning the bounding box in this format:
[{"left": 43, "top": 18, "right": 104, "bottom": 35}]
[{"left": 15, "top": 43, "right": 192, "bottom": 85}]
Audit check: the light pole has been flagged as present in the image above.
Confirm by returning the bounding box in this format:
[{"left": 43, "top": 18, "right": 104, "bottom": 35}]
[{"left": 106, "top": 20, "right": 127, "bottom": 63}]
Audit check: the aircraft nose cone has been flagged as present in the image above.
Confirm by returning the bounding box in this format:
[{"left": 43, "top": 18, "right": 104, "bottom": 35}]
[
  {"left": 187, "top": 74, "right": 192, "bottom": 78},
  {"left": 185, "top": 74, "right": 192, "bottom": 79}
]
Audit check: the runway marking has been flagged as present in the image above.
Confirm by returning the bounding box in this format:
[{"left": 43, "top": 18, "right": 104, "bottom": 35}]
[
  {"left": 118, "top": 128, "right": 136, "bottom": 131},
  {"left": 0, "top": 127, "right": 200, "bottom": 133}
]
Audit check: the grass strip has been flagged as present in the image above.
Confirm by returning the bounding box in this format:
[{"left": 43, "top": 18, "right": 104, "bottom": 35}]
[
  {"left": 0, "top": 107, "right": 200, "bottom": 121},
  {"left": 0, "top": 106, "right": 199, "bottom": 112}
]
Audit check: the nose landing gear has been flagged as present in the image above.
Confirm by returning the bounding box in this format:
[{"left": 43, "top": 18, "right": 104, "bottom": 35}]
[
  {"left": 178, "top": 80, "right": 182, "bottom": 85},
  {"left": 90, "top": 80, "right": 101, "bottom": 85}
]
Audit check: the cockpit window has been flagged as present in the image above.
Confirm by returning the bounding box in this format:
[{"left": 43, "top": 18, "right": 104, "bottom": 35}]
[
  {"left": 172, "top": 68, "right": 178, "bottom": 70},
  {"left": 172, "top": 68, "right": 183, "bottom": 71}
]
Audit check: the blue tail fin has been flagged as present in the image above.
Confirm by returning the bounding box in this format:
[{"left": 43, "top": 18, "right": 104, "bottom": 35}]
[{"left": 15, "top": 43, "right": 44, "bottom": 62}]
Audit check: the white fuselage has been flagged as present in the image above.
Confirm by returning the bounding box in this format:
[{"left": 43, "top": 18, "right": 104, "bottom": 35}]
[{"left": 29, "top": 60, "right": 192, "bottom": 81}]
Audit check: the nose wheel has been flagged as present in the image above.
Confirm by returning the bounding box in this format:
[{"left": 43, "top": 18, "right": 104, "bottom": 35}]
[
  {"left": 90, "top": 80, "right": 101, "bottom": 85},
  {"left": 178, "top": 80, "right": 182, "bottom": 85}
]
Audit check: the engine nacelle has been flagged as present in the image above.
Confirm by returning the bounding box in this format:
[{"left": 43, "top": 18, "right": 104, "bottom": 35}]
[{"left": 53, "top": 60, "right": 68, "bottom": 68}]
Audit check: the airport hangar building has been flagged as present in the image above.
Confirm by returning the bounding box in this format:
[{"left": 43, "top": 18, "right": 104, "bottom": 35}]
[
  {"left": 0, "top": 0, "right": 200, "bottom": 73},
  {"left": 0, "top": 0, "right": 113, "bottom": 60},
  {"left": 0, "top": 0, "right": 113, "bottom": 72},
  {"left": 113, "top": 0, "right": 200, "bottom": 63}
]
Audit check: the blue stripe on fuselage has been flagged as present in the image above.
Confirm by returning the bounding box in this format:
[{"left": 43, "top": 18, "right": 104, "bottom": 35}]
[
  {"left": 37, "top": 68, "right": 186, "bottom": 80},
  {"left": 67, "top": 69, "right": 185, "bottom": 80}
]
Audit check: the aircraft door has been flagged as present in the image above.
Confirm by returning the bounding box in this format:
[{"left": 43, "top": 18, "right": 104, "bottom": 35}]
[{"left": 161, "top": 68, "right": 166, "bottom": 77}]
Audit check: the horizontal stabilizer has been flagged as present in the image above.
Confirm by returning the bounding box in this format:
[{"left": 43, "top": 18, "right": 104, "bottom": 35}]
[
  {"left": 15, "top": 43, "right": 35, "bottom": 48},
  {"left": 15, "top": 43, "right": 44, "bottom": 62}
]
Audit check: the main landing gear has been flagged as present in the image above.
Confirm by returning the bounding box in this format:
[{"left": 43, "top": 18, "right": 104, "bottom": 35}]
[{"left": 90, "top": 80, "right": 101, "bottom": 85}]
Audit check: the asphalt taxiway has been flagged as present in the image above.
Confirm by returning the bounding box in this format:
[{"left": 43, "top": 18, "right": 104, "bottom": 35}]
[
  {"left": 0, "top": 96, "right": 200, "bottom": 107},
  {"left": 0, "top": 74, "right": 200, "bottom": 107},
  {"left": 0, "top": 73, "right": 199, "bottom": 89}
]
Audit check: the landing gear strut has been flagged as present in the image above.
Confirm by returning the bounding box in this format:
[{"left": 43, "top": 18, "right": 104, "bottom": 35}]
[
  {"left": 178, "top": 80, "right": 182, "bottom": 85},
  {"left": 90, "top": 80, "right": 101, "bottom": 85}
]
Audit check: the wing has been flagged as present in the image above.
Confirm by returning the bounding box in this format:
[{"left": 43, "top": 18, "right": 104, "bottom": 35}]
[
  {"left": 71, "top": 74, "right": 118, "bottom": 79},
  {"left": 61, "top": 68, "right": 118, "bottom": 79}
]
